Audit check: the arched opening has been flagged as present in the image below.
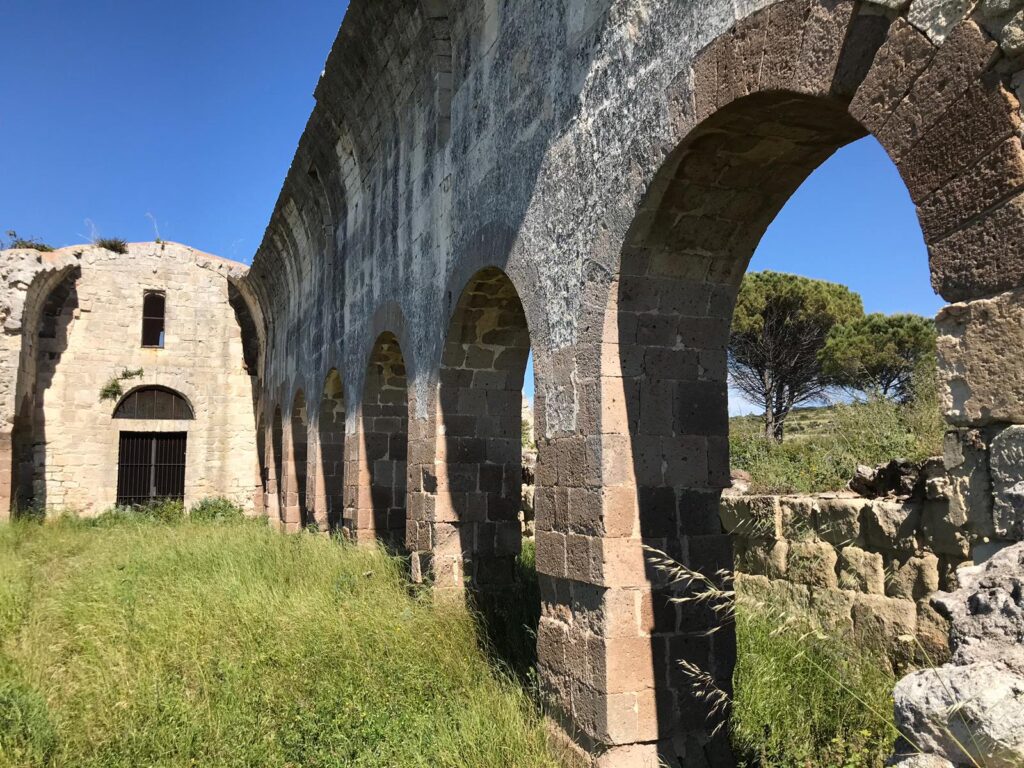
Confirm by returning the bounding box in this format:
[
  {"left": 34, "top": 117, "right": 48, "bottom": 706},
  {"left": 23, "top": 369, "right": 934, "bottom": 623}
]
[
  {"left": 113, "top": 386, "right": 194, "bottom": 420},
  {"left": 611, "top": 90, "right": 931, "bottom": 762},
  {"left": 352, "top": 333, "right": 408, "bottom": 549},
  {"left": 111, "top": 386, "right": 193, "bottom": 506},
  {"left": 438, "top": 267, "right": 536, "bottom": 675},
  {"left": 316, "top": 370, "right": 346, "bottom": 532},
  {"left": 286, "top": 390, "right": 309, "bottom": 531}
]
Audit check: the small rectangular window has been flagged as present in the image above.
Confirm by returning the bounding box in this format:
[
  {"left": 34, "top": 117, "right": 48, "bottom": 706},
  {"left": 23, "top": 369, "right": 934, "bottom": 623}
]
[{"left": 142, "top": 291, "right": 165, "bottom": 348}]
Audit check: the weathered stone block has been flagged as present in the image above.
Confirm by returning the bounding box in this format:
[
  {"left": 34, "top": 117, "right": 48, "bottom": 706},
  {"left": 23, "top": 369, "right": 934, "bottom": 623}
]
[
  {"left": 908, "top": 0, "right": 977, "bottom": 43},
  {"left": 937, "top": 288, "right": 1024, "bottom": 425},
  {"left": 990, "top": 424, "right": 1024, "bottom": 539},
  {"left": 809, "top": 586, "right": 855, "bottom": 634},
  {"left": 942, "top": 428, "right": 995, "bottom": 539},
  {"left": 816, "top": 497, "right": 866, "bottom": 545},
  {"left": 863, "top": 499, "right": 920, "bottom": 552},
  {"left": 852, "top": 593, "right": 918, "bottom": 652},
  {"left": 838, "top": 546, "right": 886, "bottom": 594},
  {"left": 887, "top": 553, "right": 941, "bottom": 600},
  {"left": 719, "top": 494, "right": 781, "bottom": 538},
  {"left": 734, "top": 537, "right": 789, "bottom": 579},
  {"left": 787, "top": 540, "right": 839, "bottom": 590}
]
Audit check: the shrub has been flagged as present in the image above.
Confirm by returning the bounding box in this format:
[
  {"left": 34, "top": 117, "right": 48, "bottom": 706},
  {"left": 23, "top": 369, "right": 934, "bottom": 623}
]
[
  {"left": 190, "top": 497, "right": 245, "bottom": 522},
  {"left": 4, "top": 230, "right": 54, "bottom": 252},
  {"left": 94, "top": 499, "right": 185, "bottom": 525},
  {"left": 94, "top": 237, "right": 128, "bottom": 254}
]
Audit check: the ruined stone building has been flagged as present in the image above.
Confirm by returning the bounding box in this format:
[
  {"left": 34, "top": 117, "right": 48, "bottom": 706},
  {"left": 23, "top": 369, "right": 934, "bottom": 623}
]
[
  {"left": 4, "top": 0, "right": 1024, "bottom": 765},
  {"left": 0, "top": 243, "right": 259, "bottom": 515}
]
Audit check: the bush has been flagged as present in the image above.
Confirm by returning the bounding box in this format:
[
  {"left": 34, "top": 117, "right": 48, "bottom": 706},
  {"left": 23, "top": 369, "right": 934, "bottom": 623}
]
[
  {"left": 190, "top": 497, "right": 245, "bottom": 522},
  {"left": 732, "top": 592, "right": 897, "bottom": 767},
  {"left": 94, "top": 237, "right": 128, "bottom": 254}
]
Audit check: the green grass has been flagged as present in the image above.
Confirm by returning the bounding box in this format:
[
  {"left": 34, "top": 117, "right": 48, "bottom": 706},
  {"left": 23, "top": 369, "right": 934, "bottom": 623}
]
[
  {"left": 730, "top": 393, "right": 944, "bottom": 494},
  {"left": 0, "top": 516, "right": 566, "bottom": 768},
  {"left": 731, "top": 593, "right": 899, "bottom": 768}
]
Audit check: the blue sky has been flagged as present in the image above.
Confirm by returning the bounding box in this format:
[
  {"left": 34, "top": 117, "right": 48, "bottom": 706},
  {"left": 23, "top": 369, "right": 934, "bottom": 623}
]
[
  {"left": 1, "top": 4, "right": 939, "bottom": 406},
  {"left": 0, "top": 1, "right": 348, "bottom": 260}
]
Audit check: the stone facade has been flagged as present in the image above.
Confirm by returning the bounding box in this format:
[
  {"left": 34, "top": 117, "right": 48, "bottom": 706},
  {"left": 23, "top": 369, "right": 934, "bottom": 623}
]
[{"left": 0, "top": 242, "right": 259, "bottom": 516}]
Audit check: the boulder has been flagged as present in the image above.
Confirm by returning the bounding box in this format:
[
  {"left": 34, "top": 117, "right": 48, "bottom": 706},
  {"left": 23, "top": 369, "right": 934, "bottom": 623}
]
[{"left": 889, "top": 543, "right": 1024, "bottom": 766}]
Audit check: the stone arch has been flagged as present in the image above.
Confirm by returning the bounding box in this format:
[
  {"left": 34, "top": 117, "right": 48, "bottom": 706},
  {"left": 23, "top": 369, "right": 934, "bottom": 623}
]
[
  {"left": 582, "top": 7, "right": 1024, "bottom": 766},
  {"left": 432, "top": 266, "right": 532, "bottom": 586},
  {"left": 347, "top": 332, "right": 409, "bottom": 549},
  {"left": 315, "top": 368, "right": 346, "bottom": 532}
]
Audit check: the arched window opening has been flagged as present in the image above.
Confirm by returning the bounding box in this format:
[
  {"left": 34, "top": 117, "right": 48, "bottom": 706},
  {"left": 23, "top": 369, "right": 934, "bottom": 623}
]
[
  {"left": 114, "top": 386, "right": 193, "bottom": 420},
  {"left": 141, "top": 291, "right": 166, "bottom": 348}
]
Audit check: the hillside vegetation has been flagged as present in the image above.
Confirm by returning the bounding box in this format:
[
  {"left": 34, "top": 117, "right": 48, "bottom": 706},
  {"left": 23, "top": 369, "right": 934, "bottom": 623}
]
[{"left": 0, "top": 516, "right": 566, "bottom": 768}]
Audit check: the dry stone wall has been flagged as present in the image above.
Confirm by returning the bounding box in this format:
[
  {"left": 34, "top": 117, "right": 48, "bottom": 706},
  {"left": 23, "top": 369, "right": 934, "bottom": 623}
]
[{"left": 722, "top": 491, "right": 958, "bottom": 666}]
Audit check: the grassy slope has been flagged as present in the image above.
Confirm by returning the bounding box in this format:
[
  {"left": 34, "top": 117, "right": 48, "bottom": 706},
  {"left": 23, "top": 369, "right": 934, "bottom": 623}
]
[
  {"left": 730, "top": 396, "right": 944, "bottom": 495},
  {"left": 0, "top": 518, "right": 564, "bottom": 768}
]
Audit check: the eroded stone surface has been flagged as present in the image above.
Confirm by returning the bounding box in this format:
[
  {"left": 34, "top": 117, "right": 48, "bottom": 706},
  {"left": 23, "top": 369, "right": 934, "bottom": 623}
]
[{"left": 892, "top": 543, "right": 1024, "bottom": 766}]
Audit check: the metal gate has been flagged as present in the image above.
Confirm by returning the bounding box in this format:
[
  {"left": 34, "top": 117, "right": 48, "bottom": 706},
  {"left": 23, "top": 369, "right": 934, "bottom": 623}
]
[{"left": 116, "top": 432, "right": 187, "bottom": 506}]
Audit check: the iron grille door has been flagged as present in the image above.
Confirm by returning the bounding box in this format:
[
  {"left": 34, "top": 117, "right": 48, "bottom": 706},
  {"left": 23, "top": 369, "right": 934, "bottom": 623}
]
[{"left": 116, "top": 432, "right": 186, "bottom": 505}]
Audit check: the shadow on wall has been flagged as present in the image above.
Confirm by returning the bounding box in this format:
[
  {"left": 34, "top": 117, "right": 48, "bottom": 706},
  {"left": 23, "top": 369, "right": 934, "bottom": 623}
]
[
  {"left": 438, "top": 267, "right": 537, "bottom": 679},
  {"left": 317, "top": 369, "right": 346, "bottom": 532},
  {"left": 356, "top": 332, "right": 408, "bottom": 550},
  {"left": 15, "top": 268, "right": 81, "bottom": 514}
]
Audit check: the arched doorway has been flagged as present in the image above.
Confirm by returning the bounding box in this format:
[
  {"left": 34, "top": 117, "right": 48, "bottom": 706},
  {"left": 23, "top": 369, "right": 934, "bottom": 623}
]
[
  {"left": 112, "top": 386, "right": 194, "bottom": 506},
  {"left": 584, "top": 11, "right": 1023, "bottom": 766}
]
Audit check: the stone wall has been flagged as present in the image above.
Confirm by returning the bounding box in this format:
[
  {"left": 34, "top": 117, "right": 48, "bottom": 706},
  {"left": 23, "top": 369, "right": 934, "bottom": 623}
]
[
  {"left": 722, "top": 491, "right": 957, "bottom": 667},
  {"left": 0, "top": 242, "right": 260, "bottom": 516}
]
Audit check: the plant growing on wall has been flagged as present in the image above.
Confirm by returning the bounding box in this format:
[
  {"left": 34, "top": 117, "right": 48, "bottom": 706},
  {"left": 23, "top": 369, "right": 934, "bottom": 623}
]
[
  {"left": 3, "top": 230, "right": 54, "bottom": 252},
  {"left": 94, "top": 237, "right": 128, "bottom": 254},
  {"left": 99, "top": 368, "right": 145, "bottom": 402}
]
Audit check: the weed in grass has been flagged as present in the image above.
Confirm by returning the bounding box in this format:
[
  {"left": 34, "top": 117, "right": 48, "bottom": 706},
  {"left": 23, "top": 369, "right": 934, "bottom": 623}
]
[
  {"left": 0, "top": 517, "right": 566, "bottom": 767},
  {"left": 189, "top": 496, "right": 245, "bottom": 522}
]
